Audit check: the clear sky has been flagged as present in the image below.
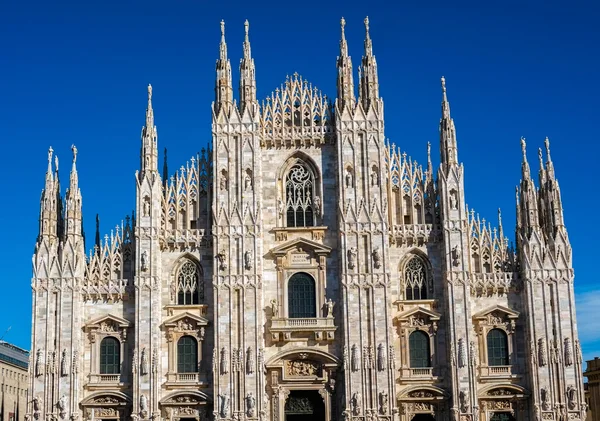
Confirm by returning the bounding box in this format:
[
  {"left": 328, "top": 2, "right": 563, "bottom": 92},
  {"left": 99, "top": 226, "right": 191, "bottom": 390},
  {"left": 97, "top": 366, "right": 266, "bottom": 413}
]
[{"left": 0, "top": 0, "right": 598, "bottom": 362}]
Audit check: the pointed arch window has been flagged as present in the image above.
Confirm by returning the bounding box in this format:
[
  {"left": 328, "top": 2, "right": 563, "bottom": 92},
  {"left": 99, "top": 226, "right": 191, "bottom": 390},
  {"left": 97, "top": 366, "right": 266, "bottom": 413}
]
[
  {"left": 177, "top": 260, "right": 203, "bottom": 305},
  {"left": 487, "top": 328, "right": 509, "bottom": 366},
  {"left": 177, "top": 336, "right": 198, "bottom": 373},
  {"left": 285, "top": 162, "right": 315, "bottom": 228},
  {"left": 99, "top": 337, "right": 120, "bottom": 374},
  {"left": 288, "top": 273, "right": 316, "bottom": 318},
  {"left": 404, "top": 256, "right": 429, "bottom": 300},
  {"left": 409, "top": 331, "right": 431, "bottom": 368}
]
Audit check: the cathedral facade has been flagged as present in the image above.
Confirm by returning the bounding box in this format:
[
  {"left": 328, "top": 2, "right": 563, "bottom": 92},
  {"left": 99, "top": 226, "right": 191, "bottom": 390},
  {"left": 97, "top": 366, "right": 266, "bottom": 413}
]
[{"left": 28, "top": 17, "right": 586, "bottom": 421}]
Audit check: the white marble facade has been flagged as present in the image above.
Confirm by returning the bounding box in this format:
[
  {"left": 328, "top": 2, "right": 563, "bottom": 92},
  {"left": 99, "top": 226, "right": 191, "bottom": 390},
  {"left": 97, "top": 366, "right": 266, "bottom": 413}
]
[{"left": 28, "top": 17, "right": 586, "bottom": 421}]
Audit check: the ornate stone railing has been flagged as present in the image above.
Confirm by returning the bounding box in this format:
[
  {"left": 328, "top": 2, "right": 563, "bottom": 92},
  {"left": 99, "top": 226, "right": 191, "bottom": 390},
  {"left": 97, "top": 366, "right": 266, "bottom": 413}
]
[
  {"left": 160, "top": 229, "right": 211, "bottom": 249},
  {"left": 270, "top": 317, "right": 336, "bottom": 342},
  {"left": 479, "top": 365, "right": 516, "bottom": 379},
  {"left": 398, "top": 367, "right": 437, "bottom": 381},
  {"left": 470, "top": 273, "right": 520, "bottom": 297},
  {"left": 389, "top": 224, "right": 440, "bottom": 245},
  {"left": 81, "top": 279, "right": 131, "bottom": 302},
  {"left": 177, "top": 372, "right": 199, "bottom": 382}
]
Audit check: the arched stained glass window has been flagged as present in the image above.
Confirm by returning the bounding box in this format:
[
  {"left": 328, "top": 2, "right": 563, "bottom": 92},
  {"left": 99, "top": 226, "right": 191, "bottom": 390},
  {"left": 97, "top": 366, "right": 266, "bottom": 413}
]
[
  {"left": 487, "top": 329, "right": 509, "bottom": 366},
  {"left": 100, "top": 337, "right": 120, "bottom": 374},
  {"left": 285, "top": 162, "right": 315, "bottom": 227},
  {"left": 177, "top": 336, "right": 198, "bottom": 373},
  {"left": 288, "top": 273, "right": 316, "bottom": 318},
  {"left": 409, "top": 330, "right": 431, "bottom": 368},
  {"left": 404, "top": 256, "right": 428, "bottom": 300},
  {"left": 177, "top": 260, "right": 203, "bottom": 305}
]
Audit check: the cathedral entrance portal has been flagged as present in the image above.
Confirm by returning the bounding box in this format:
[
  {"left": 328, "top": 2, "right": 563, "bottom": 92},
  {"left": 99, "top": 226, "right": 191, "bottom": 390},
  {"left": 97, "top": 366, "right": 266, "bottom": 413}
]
[{"left": 284, "top": 390, "right": 325, "bottom": 421}]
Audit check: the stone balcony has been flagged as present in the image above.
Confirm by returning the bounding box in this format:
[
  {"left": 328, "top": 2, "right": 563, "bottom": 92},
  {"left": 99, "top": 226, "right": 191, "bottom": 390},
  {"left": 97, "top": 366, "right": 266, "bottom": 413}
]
[
  {"left": 399, "top": 367, "right": 439, "bottom": 382},
  {"left": 164, "top": 371, "right": 209, "bottom": 389},
  {"left": 86, "top": 373, "right": 128, "bottom": 390},
  {"left": 479, "top": 365, "right": 519, "bottom": 381},
  {"left": 270, "top": 316, "right": 337, "bottom": 342}
]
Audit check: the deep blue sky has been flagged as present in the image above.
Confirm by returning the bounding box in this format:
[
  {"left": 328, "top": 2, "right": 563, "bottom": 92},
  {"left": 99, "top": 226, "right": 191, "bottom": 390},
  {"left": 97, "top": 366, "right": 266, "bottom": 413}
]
[{"left": 1, "top": 1, "right": 598, "bottom": 361}]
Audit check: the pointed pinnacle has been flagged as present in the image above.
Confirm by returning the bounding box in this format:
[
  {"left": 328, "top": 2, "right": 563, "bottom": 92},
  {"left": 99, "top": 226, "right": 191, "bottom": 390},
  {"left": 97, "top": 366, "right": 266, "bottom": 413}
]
[
  {"left": 544, "top": 136, "right": 552, "bottom": 163},
  {"left": 220, "top": 19, "right": 225, "bottom": 39},
  {"left": 538, "top": 147, "right": 544, "bottom": 170},
  {"left": 520, "top": 137, "right": 527, "bottom": 161},
  {"left": 71, "top": 144, "right": 78, "bottom": 165},
  {"left": 47, "top": 146, "right": 54, "bottom": 174},
  {"left": 364, "top": 16, "right": 370, "bottom": 39},
  {"left": 341, "top": 17, "right": 346, "bottom": 40}
]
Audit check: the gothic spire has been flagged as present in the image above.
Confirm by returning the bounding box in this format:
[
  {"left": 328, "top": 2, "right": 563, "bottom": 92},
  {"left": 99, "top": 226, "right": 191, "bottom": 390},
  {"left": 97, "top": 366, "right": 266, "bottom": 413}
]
[
  {"left": 544, "top": 137, "right": 555, "bottom": 180},
  {"left": 64, "top": 144, "right": 82, "bottom": 238},
  {"left": 439, "top": 77, "right": 459, "bottom": 171},
  {"left": 239, "top": 19, "right": 257, "bottom": 116},
  {"left": 95, "top": 214, "right": 101, "bottom": 250},
  {"left": 214, "top": 20, "right": 233, "bottom": 116},
  {"left": 358, "top": 16, "right": 380, "bottom": 112},
  {"left": 140, "top": 84, "right": 159, "bottom": 179},
  {"left": 336, "top": 17, "right": 355, "bottom": 111},
  {"left": 539, "top": 137, "right": 566, "bottom": 238},
  {"left": 163, "top": 147, "right": 169, "bottom": 188},
  {"left": 517, "top": 138, "right": 540, "bottom": 236},
  {"left": 38, "top": 146, "right": 60, "bottom": 241}
]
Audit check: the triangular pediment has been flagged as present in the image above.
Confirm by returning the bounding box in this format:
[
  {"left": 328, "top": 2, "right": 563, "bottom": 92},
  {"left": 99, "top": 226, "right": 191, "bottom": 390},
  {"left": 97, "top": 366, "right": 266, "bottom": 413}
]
[
  {"left": 397, "top": 306, "right": 441, "bottom": 322},
  {"left": 85, "top": 314, "right": 131, "bottom": 330},
  {"left": 163, "top": 311, "right": 209, "bottom": 328},
  {"left": 269, "top": 237, "right": 332, "bottom": 257},
  {"left": 473, "top": 305, "right": 519, "bottom": 321}
]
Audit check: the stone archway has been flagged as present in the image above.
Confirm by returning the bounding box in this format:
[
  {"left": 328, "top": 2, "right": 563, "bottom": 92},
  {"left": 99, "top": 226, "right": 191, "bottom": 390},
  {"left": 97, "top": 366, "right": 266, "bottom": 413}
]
[
  {"left": 478, "top": 385, "right": 528, "bottom": 421},
  {"left": 284, "top": 390, "right": 326, "bottom": 421},
  {"left": 398, "top": 386, "right": 447, "bottom": 421},
  {"left": 160, "top": 392, "right": 210, "bottom": 421},
  {"left": 80, "top": 392, "right": 131, "bottom": 421}
]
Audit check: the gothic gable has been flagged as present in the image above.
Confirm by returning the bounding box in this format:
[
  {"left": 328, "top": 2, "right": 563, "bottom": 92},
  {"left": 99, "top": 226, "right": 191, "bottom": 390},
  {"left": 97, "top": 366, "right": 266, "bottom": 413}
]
[
  {"left": 269, "top": 237, "right": 332, "bottom": 258},
  {"left": 162, "top": 312, "right": 209, "bottom": 330},
  {"left": 85, "top": 314, "right": 131, "bottom": 332}
]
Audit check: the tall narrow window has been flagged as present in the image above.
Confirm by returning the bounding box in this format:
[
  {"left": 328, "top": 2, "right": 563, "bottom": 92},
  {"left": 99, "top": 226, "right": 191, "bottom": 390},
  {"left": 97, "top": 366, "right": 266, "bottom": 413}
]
[
  {"left": 487, "top": 329, "right": 509, "bottom": 366},
  {"left": 285, "top": 162, "right": 315, "bottom": 227},
  {"left": 404, "top": 256, "right": 428, "bottom": 300},
  {"left": 409, "top": 331, "right": 431, "bottom": 368},
  {"left": 177, "top": 336, "right": 198, "bottom": 373},
  {"left": 177, "top": 260, "right": 203, "bottom": 305},
  {"left": 288, "top": 273, "right": 316, "bottom": 318},
  {"left": 99, "top": 337, "right": 120, "bottom": 374}
]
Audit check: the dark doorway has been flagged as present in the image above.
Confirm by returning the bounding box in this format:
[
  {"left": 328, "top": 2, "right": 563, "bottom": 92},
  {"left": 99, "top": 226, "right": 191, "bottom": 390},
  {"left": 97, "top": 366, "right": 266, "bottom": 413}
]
[
  {"left": 412, "top": 414, "right": 435, "bottom": 421},
  {"left": 490, "top": 413, "right": 516, "bottom": 421},
  {"left": 285, "top": 390, "right": 325, "bottom": 421}
]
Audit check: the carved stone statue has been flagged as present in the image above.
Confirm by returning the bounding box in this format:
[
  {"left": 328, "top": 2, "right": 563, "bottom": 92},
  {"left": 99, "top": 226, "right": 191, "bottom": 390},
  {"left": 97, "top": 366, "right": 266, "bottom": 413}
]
[
  {"left": 351, "top": 344, "right": 359, "bottom": 372},
  {"left": 140, "top": 394, "right": 148, "bottom": 412},
  {"left": 348, "top": 247, "right": 357, "bottom": 270},
  {"left": 244, "top": 250, "right": 253, "bottom": 270},
  {"left": 351, "top": 392, "right": 361, "bottom": 415},
  {"left": 244, "top": 173, "right": 252, "bottom": 191},
  {"left": 270, "top": 299, "right": 279, "bottom": 317},
  {"left": 371, "top": 170, "right": 378, "bottom": 186},
  {"left": 246, "top": 393, "right": 256, "bottom": 417},
  {"left": 325, "top": 298, "right": 334, "bottom": 318},
  {"left": 458, "top": 338, "right": 467, "bottom": 368},
  {"left": 143, "top": 197, "right": 150, "bottom": 216},
  {"left": 345, "top": 169, "right": 353, "bottom": 188},
  {"left": 377, "top": 343, "right": 386, "bottom": 372},
  {"left": 216, "top": 251, "right": 227, "bottom": 271},
  {"left": 459, "top": 390, "right": 468, "bottom": 413},
  {"left": 35, "top": 349, "right": 44, "bottom": 377},
  {"left": 541, "top": 387, "right": 549, "bottom": 411},
  {"left": 451, "top": 245, "right": 461, "bottom": 266},
  {"left": 538, "top": 338, "right": 547, "bottom": 367},
  {"left": 567, "top": 385, "right": 577, "bottom": 410},
  {"left": 220, "top": 347, "right": 228, "bottom": 375},
  {"left": 219, "top": 173, "right": 228, "bottom": 191},
  {"left": 141, "top": 250, "right": 148, "bottom": 272},
  {"left": 246, "top": 347, "right": 254, "bottom": 375},
  {"left": 372, "top": 246, "right": 381, "bottom": 269},
  {"left": 379, "top": 391, "right": 388, "bottom": 415},
  {"left": 33, "top": 396, "right": 41, "bottom": 412},
  {"left": 278, "top": 199, "right": 284, "bottom": 216},
  {"left": 450, "top": 190, "right": 458, "bottom": 210},
  {"left": 314, "top": 196, "right": 321, "bottom": 215},
  {"left": 57, "top": 395, "right": 67, "bottom": 419},
  {"left": 219, "top": 394, "right": 229, "bottom": 418},
  {"left": 140, "top": 348, "right": 148, "bottom": 376},
  {"left": 60, "top": 349, "right": 68, "bottom": 377}
]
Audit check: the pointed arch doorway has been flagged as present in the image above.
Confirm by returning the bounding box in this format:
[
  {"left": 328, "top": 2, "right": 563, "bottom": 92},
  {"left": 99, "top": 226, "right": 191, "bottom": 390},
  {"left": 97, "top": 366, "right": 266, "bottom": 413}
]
[
  {"left": 411, "top": 415, "right": 435, "bottom": 421},
  {"left": 284, "top": 390, "right": 325, "bottom": 421}
]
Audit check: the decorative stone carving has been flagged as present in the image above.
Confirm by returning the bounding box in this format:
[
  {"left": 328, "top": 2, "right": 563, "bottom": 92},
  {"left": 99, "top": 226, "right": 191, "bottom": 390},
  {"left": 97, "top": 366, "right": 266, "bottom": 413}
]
[
  {"left": 152, "top": 347, "right": 158, "bottom": 374},
  {"left": 451, "top": 245, "right": 461, "bottom": 266},
  {"left": 220, "top": 347, "right": 228, "bottom": 375},
  {"left": 371, "top": 169, "right": 379, "bottom": 186},
  {"left": 216, "top": 251, "right": 227, "bottom": 271},
  {"left": 141, "top": 250, "right": 148, "bottom": 272},
  {"left": 564, "top": 337, "right": 573, "bottom": 367},
  {"left": 351, "top": 344, "right": 359, "bottom": 372},
  {"left": 377, "top": 343, "right": 386, "bottom": 371},
  {"left": 218, "top": 394, "right": 229, "bottom": 418},
  {"left": 35, "top": 349, "right": 44, "bottom": 377},
  {"left": 60, "top": 349, "right": 68, "bottom": 377},
  {"left": 541, "top": 387, "right": 550, "bottom": 411},
  {"left": 459, "top": 390, "right": 468, "bottom": 413},
  {"left": 286, "top": 360, "right": 320, "bottom": 376},
  {"left": 244, "top": 172, "right": 252, "bottom": 192},
  {"left": 458, "top": 338, "right": 467, "bottom": 368},
  {"left": 450, "top": 189, "right": 458, "bottom": 210},
  {"left": 325, "top": 298, "right": 334, "bottom": 318},
  {"left": 314, "top": 196, "right": 321, "bottom": 216},
  {"left": 408, "top": 391, "right": 434, "bottom": 398},
  {"left": 99, "top": 321, "right": 116, "bottom": 332},
  {"left": 379, "top": 391, "right": 388, "bottom": 415},
  {"left": 469, "top": 341, "right": 477, "bottom": 366},
  {"left": 72, "top": 350, "right": 79, "bottom": 374},
  {"left": 219, "top": 171, "right": 228, "bottom": 191},
  {"left": 244, "top": 250, "right": 253, "bottom": 270},
  {"left": 348, "top": 247, "right": 357, "bottom": 270},
  {"left": 270, "top": 299, "right": 279, "bottom": 317},
  {"left": 140, "top": 394, "right": 148, "bottom": 416},
  {"left": 538, "top": 338, "right": 547, "bottom": 367},
  {"left": 345, "top": 168, "right": 353, "bottom": 188},
  {"left": 575, "top": 339, "right": 583, "bottom": 364},
  {"left": 47, "top": 350, "right": 56, "bottom": 374},
  {"left": 278, "top": 199, "right": 284, "bottom": 216},
  {"left": 372, "top": 246, "right": 381, "bottom": 269},
  {"left": 57, "top": 395, "right": 67, "bottom": 419},
  {"left": 246, "top": 347, "right": 254, "bottom": 374},
  {"left": 246, "top": 393, "right": 256, "bottom": 417},
  {"left": 567, "top": 385, "right": 577, "bottom": 410},
  {"left": 140, "top": 347, "right": 148, "bottom": 376},
  {"left": 143, "top": 196, "right": 150, "bottom": 216},
  {"left": 363, "top": 345, "right": 374, "bottom": 369},
  {"left": 351, "top": 392, "right": 361, "bottom": 416}
]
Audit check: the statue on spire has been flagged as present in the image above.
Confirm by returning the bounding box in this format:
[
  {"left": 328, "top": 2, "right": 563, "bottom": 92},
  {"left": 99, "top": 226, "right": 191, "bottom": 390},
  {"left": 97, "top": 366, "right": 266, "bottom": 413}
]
[{"left": 71, "top": 144, "right": 77, "bottom": 164}]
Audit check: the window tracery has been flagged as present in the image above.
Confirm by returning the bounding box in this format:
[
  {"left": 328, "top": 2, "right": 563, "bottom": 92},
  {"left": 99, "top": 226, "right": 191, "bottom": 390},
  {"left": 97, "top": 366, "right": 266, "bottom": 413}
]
[
  {"left": 285, "top": 162, "right": 315, "bottom": 228},
  {"left": 176, "top": 260, "right": 203, "bottom": 305},
  {"left": 403, "top": 256, "right": 430, "bottom": 300}
]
